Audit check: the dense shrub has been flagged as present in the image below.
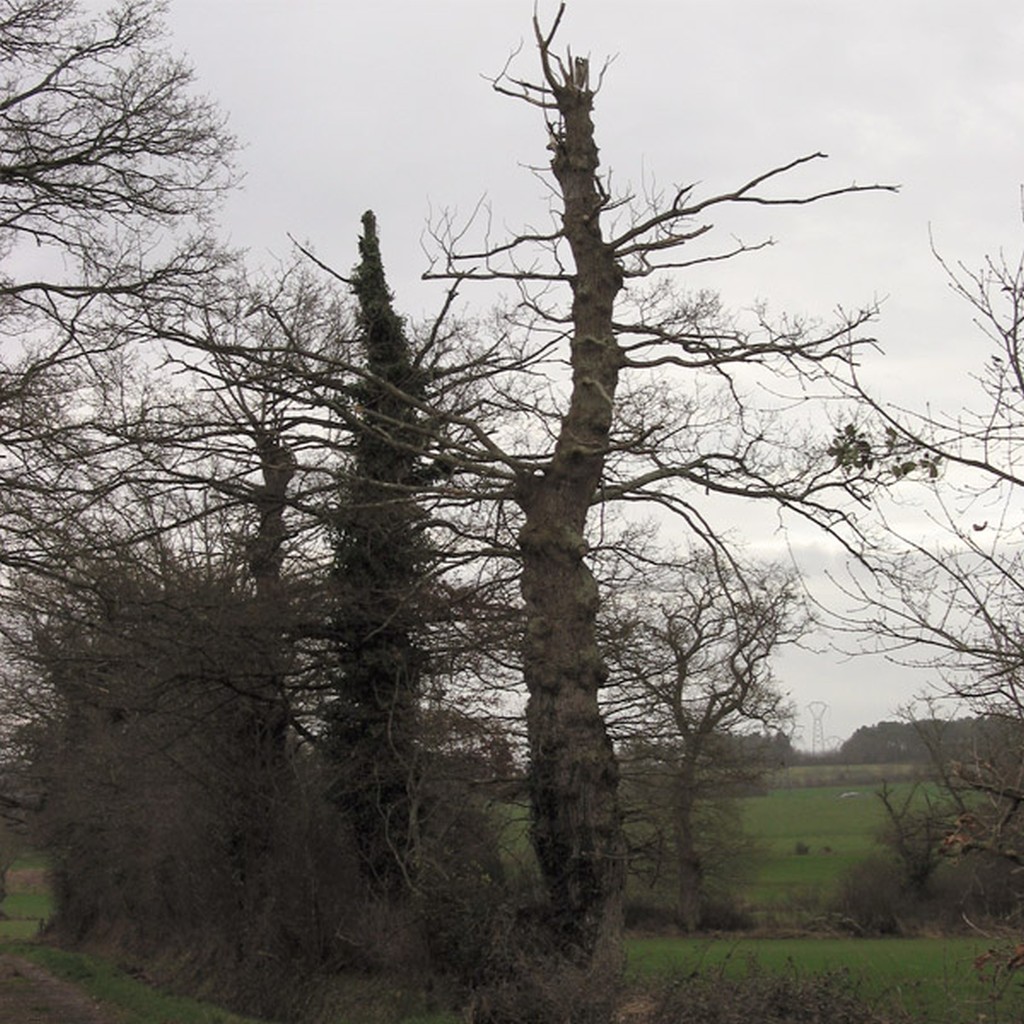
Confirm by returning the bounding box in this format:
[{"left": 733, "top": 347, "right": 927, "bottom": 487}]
[
  {"left": 832, "top": 847, "right": 1024, "bottom": 937},
  {"left": 418, "top": 802, "right": 510, "bottom": 983},
  {"left": 639, "top": 962, "right": 911, "bottom": 1024},
  {"left": 624, "top": 890, "right": 754, "bottom": 934},
  {"left": 624, "top": 899, "right": 682, "bottom": 932},
  {"left": 698, "top": 893, "right": 756, "bottom": 932},
  {"left": 939, "top": 854, "right": 1023, "bottom": 925},
  {"left": 467, "top": 951, "right": 624, "bottom": 1024},
  {"left": 830, "top": 854, "right": 910, "bottom": 935}
]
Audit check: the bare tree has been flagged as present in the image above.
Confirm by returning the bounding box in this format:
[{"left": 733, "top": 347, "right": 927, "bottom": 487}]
[
  {"left": 0, "top": 0, "right": 234, "bottom": 579},
  {"left": 0, "top": 0, "right": 232, "bottom": 301},
  {"left": 421, "top": 4, "right": 891, "bottom": 963},
  {"left": 604, "top": 553, "right": 800, "bottom": 930},
  {"left": 876, "top": 781, "right": 959, "bottom": 896},
  {"left": 0, "top": 0, "right": 899, "bottom": 990},
  {"left": 837, "top": 204, "right": 1024, "bottom": 881}
]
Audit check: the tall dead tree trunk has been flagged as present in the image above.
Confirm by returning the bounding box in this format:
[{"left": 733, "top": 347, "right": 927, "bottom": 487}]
[
  {"left": 424, "top": 2, "right": 890, "bottom": 971},
  {"left": 516, "top": 41, "right": 627, "bottom": 963}
]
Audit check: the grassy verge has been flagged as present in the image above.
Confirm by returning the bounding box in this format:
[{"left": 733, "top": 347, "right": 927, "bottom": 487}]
[
  {"left": 1, "top": 862, "right": 280, "bottom": 1023},
  {"left": 1, "top": 863, "right": 458, "bottom": 1024},
  {"left": 4, "top": 942, "right": 275, "bottom": 1024},
  {"left": 0, "top": 859, "right": 51, "bottom": 940},
  {"left": 628, "top": 935, "right": 1024, "bottom": 1022}
]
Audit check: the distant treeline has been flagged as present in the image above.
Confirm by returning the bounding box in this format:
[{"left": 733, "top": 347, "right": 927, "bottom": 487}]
[{"left": 808, "top": 717, "right": 995, "bottom": 766}]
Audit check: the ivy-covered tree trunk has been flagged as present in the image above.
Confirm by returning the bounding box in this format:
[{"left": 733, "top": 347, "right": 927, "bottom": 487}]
[
  {"left": 328, "top": 211, "right": 429, "bottom": 894},
  {"left": 516, "top": 56, "right": 627, "bottom": 964}
]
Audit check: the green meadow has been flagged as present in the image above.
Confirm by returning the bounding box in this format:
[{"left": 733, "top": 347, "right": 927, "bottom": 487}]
[
  {"left": 737, "top": 777, "right": 935, "bottom": 907},
  {"left": 739, "top": 784, "right": 885, "bottom": 904},
  {"left": 622, "top": 774, "right": 1019, "bottom": 1020},
  {"left": 628, "top": 936, "right": 1024, "bottom": 1023},
  {"left": 0, "top": 856, "right": 50, "bottom": 940}
]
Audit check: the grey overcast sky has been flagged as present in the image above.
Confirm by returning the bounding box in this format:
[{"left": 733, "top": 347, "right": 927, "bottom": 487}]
[{"left": 163, "top": 1, "right": 1024, "bottom": 745}]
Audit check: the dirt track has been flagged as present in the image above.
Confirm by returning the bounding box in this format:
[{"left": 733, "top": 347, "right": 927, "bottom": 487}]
[{"left": 0, "top": 953, "right": 112, "bottom": 1023}]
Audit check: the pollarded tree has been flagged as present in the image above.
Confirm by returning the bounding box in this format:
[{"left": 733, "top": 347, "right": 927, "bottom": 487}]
[{"left": 423, "top": 5, "right": 892, "bottom": 964}]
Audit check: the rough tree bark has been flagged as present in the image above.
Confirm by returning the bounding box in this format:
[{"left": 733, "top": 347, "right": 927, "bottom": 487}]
[
  {"left": 424, "top": 2, "right": 891, "bottom": 968},
  {"left": 514, "top": 34, "right": 627, "bottom": 962}
]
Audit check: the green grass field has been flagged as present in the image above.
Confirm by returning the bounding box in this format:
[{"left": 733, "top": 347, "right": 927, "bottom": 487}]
[
  {"left": 736, "top": 781, "right": 937, "bottom": 906},
  {"left": 740, "top": 784, "right": 883, "bottom": 904},
  {"left": 498, "top": 773, "right": 929, "bottom": 913},
  {"left": 628, "top": 935, "right": 1024, "bottom": 1022},
  {"left": 622, "top": 776, "right": 1012, "bottom": 1020},
  {"left": 0, "top": 856, "right": 51, "bottom": 940}
]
